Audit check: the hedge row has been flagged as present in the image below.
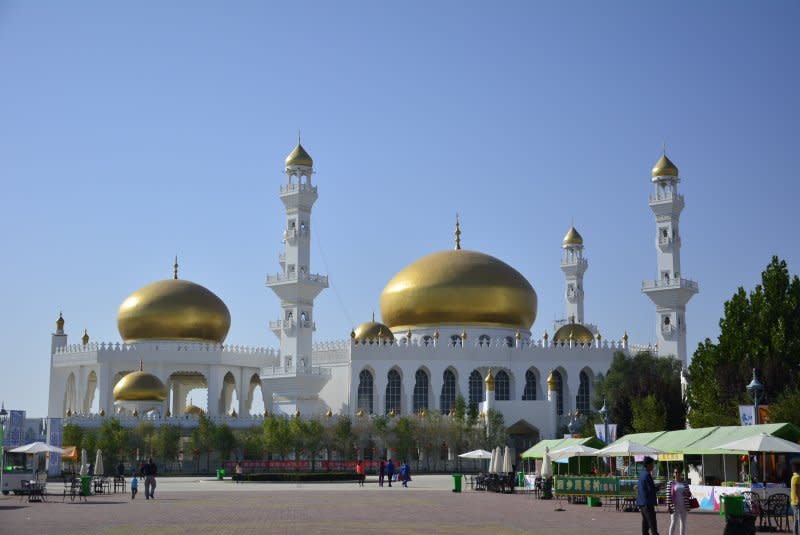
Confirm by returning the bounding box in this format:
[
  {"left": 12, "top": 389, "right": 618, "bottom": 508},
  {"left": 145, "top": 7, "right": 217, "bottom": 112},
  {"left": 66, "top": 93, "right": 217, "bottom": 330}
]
[{"left": 241, "top": 472, "right": 359, "bottom": 482}]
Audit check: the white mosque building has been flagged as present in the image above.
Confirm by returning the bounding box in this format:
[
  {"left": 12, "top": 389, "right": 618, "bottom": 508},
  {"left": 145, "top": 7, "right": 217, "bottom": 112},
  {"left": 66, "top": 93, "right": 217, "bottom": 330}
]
[{"left": 47, "top": 142, "right": 697, "bottom": 447}]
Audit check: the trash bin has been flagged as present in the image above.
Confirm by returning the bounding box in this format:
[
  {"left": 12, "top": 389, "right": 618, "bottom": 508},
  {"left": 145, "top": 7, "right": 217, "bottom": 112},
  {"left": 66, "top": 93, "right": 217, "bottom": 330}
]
[
  {"left": 517, "top": 471, "right": 524, "bottom": 487},
  {"left": 452, "top": 473, "right": 462, "bottom": 493},
  {"left": 216, "top": 468, "right": 225, "bottom": 480},
  {"left": 720, "top": 494, "right": 744, "bottom": 518},
  {"left": 80, "top": 475, "right": 92, "bottom": 496},
  {"left": 587, "top": 496, "right": 600, "bottom": 507}
]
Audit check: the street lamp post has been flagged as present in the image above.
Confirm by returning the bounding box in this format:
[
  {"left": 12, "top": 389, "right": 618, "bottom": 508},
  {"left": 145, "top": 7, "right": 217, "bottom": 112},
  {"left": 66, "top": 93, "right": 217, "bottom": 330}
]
[
  {"left": 746, "top": 368, "right": 764, "bottom": 425},
  {"left": 599, "top": 399, "right": 610, "bottom": 445},
  {"left": 0, "top": 402, "right": 8, "bottom": 495}
]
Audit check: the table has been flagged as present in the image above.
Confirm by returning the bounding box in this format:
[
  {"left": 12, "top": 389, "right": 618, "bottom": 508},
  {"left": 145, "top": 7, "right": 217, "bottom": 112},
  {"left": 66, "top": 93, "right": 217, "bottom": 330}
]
[{"left": 27, "top": 481, "right": 46, "bottom": 503}]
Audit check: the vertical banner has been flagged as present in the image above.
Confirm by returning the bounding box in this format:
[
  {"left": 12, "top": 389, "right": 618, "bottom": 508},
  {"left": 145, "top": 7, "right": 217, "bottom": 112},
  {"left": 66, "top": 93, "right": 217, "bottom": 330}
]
[
  {"left": 4, "top": 410, "right": 25, "bottom": 448},
  {"left": 47, "top": 418, "right": 63, "bottom": 476},
  {"left": 739, "top": 405, "right": 756, "bottom": 426},
  {"left": 594, "top": 424, "right": 618, "bottom": 443}
]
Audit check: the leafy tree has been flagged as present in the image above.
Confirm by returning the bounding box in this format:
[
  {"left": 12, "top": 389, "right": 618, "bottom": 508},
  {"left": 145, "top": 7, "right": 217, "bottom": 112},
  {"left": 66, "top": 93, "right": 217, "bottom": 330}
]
[
  {"left": 263, "top": 415, "right": 292, "bottom": 460},
  {"left": 154, "top": 425, "right": 182, "bottom": 467},
  {"left": 332, "top": 416, "right": 354, "bottom": 460},
  {"left": 97, "top": 418, "right": 129, "bottom": 470},
  {"left": 764, "top": 387, "right": 800, "bottom": 428},
  {"left": 62, "top": 424, "right": 83, "bottom": 449},
  {"left": 213, "top": 424, "right": 237, "bottom": 462},
  {"left": 594, "top": 351, "right": 684, "bottom": 435},
  {"left": 688, "top": 257, "right": 800, "bottom": 427},
  {"left": 632, "top": 394, "right": 667, "bottom": 432},
  {"left": 189, "top": 414, "right": 216, "bottom": 472},
  {"left": 392, "top": 416, "right": 417, "bottom": 462},
  {"left": 303, "top": 419, "right": 325, "bottom": 470},
  {"left": 236, "top": 427, "right": 265, "bottom": 460},
  {"left": 484, "top": 409, "right": 507, "bottom": 449}
]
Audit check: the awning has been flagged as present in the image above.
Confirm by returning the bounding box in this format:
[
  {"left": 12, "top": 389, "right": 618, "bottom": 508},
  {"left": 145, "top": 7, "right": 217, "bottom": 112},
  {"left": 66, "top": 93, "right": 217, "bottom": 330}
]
[{"left": 61, "top": 446, "right": 78, "bottom": 462}]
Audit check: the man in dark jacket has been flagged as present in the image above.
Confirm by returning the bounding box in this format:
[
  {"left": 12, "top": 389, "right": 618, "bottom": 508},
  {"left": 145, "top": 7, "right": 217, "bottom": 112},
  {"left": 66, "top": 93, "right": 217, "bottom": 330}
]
[
  {"left": 385, "top": 459, "right": 395, "bottom": 488},
  {"left": 636, "top": 457, "right": 659, "bottom": 535},
  {"left": 143, "top": 458, "right": 158, "bottom": 500}
]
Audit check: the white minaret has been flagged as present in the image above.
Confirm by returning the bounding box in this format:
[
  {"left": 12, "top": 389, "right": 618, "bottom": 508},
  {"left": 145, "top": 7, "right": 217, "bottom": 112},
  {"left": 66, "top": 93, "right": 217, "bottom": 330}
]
[
  {"left": 642, "top": 152, "right": 699, "bottom": 366},
  {"left": 266, "top": 140, "right": 328, "bottom": 374},
  {"left": 561, "top": 225, "right": 588, "bottom": 324}
]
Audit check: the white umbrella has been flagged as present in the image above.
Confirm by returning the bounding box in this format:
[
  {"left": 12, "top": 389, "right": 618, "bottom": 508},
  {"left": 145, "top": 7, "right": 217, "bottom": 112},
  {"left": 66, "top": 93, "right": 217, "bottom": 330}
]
[
  {"left": 95, "top": 449, "right": 104, "bottom": 477},
  {"left": 541, "top": 446, "right": 553, "bottom": 478},
  {"left": 8, "top": 442, "right": 65, "bottom": 455},
  {"left": 501, "top": 446, "right": 515, "bottom": 473},
  {"left": 80, "top": 448, "right": 88, "bottom": 476},
  {"left": 595, "top": 440, "right": 663, "bottom": 457},
  {"left": 458, "top": 449, "right": 493, "bottom": 459},
  {"left": 713, "top": 433, "right": 800, "bottom": 454},
  {"left": 495, "top": 446, "right": 505, "bottom": 474},
  {"left": 550, "top": 444, "right": 600, "bottom": 461}
]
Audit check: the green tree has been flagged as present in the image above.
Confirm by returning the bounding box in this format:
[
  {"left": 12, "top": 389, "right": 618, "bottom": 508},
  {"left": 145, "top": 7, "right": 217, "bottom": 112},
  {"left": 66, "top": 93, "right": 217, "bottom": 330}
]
[
  {"left": 632, "top": 394, "right": 667, "bottom": 432},
  {"left": 764, "top": 387, "right": 800, "bottom": 428},
  {"left": 485, "top": 409, "right": 507, "bottom": 449},
  {"left": 97, "top": 418, "right": 130, "bottom": 471},
  {"left": 303, "top": 419, "right": 325, "bottom": 470},
  {"left": 237, "top": 426, "right": 265, "bottom": 460},
  {"left": 688, "top": 257, "right": 800, "bottom": 427},
  {"left": 333, "top": 416, "right": 354, "bottom": 460},
  {"left": 62, "top": 424, "right": 84, "bottom": 449},
  {"left": 392, "top": 416, "right": 417, "bottom": 462},
  {"left": 189, "top": 414, "right": 216, "bottom": 472},
  {"left": 594, "top": 351, "right": 684, "bottom": 435},
  {"left": 214, "top": 424, "right": 237, "bottom": 463},
  {"left": 155, "top": 425, "right": 182, "bottom": 468}
]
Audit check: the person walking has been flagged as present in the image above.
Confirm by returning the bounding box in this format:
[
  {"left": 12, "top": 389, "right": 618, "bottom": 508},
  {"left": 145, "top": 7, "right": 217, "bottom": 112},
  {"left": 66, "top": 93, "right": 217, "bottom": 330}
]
[
  {"left": 356, "top": 460, "right": 365, "bottom": 487},
  {"left": 234, "top": 462, "right": 243, "bottom": 484},
  {"left": 791, "top": 461, "right": 800, "bottom": 535},
  {"left": 667, "top": 469, "right": 691, "bottom": 535},
  {"left": 130, "top": 475, "right": 138, "bottom": 500},
  {"left": 386, "top": 459, "right": 395, "bottom": 487},
  {"left": 637, "top": 457, "right": 660, "bottom": 535},
  {"left": 143, "top": 458, "right": 158, "bottom": 500},
  {"left": 399, "top": 460, "right": 410, "bottom": 488},
  {"left": 378, "top": 459, "right": 386, "bottom": 487}
]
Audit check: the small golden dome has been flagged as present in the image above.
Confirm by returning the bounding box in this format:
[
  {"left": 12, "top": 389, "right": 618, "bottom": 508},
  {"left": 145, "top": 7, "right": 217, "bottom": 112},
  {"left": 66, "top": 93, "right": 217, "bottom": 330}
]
[
  {"left": 543, "top": 331, "right": 549, "bottom": 340},
  {"left": 132, "top": 409, "right": 139, "bottom": 417},
  {"left": 82, "top": 329, "right": 90, "bottom": 345},
  {"left": 652, "top": 153, "right": 679, "bottom": 178},
  {"left": 56, "top": 312, "right": 65, "bottom": 331},
  {"left": 185, "top": 404, "right": 205, "bottom": 416},
  {"left": 356, "top": 408, "right": 365, "bottom": 417},
  {"left": 553, "top": 323, "right": 594, "bottom": 344},
  {"left": 380, "top": 249, "right": 537, "bottom": 330},
  {"left": 99, "top": 408, "right": 105, "bottom": 417},
  {"left": 231, "top": 409, "right": 238, "bottom": 417},
  {"left": 353, "top": 320, "right": 395, "bottom": 342},
  {"left": 547, "top": 370, "right": 557, "bottom": 391},
  {"left": 623, "top": 331, "right": 629, "bottom": 342},
  {"left": 485, "top": 369, "right": 495, "bottom": 391},
  {"left": 285, "top": 143, "right": 313, "bottom": 168},
  {"left": 562, "top": 226, "right": 583, "bottom": 247},
  {"left": 295, "top": 408, "right": 301, "bottom": 418},
  {"left": 117, "top": 278, "right": 231, "bottom": 344},
  {"left": 325, "top": 408, "right": 333, "bottom": 418},
  {"left": 113, "top": 364, "right": 168, "bottom": 401}
]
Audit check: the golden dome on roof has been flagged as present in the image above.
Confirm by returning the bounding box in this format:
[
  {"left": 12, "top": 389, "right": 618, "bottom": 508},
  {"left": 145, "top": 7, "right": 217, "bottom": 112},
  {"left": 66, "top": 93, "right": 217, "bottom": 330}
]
[
  {"left": 285, "top": 143, "right": 313, "bottom": 168},
  {"left": 652, "top": 153, "right": 679, "bottom": 178},
  {"left": 185, "top": 404, "right": 204, "bottom": 416},
  {"left": 354, "top": 318, "right": 395, "bottom": 342},
  {"left": 117, "top": 278, "right": 231, "bottom": 344},
  {"left": 553, "top": 323, "right": 594, "bottom": 344},
  {"left": 380, "top": 249, "right": 537, "bottom": 330},
  {"left": 56, "top": 312, "right": 64, "bottom": 331},
  {"left": 562, "top": 226, "right": 583, "bottom": 247},
  {"left": 113, "top": 364, "right": 168, "bottom": 401}
]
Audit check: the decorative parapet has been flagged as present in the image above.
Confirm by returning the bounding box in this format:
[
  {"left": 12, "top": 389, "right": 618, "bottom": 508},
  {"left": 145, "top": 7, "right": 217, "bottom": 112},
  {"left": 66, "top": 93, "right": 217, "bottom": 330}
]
[
  {"left": 629, "top": 343, "right": 657, "bottom": 355},
  {"left": 55, "top": 340, "right": 279, "bottom": 358},
  {"left": 266, "top": 272, "right": 328, "bottom": 285},
  {"left": 641, "top": 278, "right": 699, "bottom": 292},
  {"left": 312, "top": 340, "right": 350, "bottom": 364},
  {"left": 261, "top": 365, "right": 332, "bottom": 378},
  {"left": 63, "top": 413, "right": 269, "bottom": 429},
  {"left": 350, "top": 337, "right": 628, "bottom": 353},
  {"left": 280, "top": 183, "right": 317, "bottom": 195}
]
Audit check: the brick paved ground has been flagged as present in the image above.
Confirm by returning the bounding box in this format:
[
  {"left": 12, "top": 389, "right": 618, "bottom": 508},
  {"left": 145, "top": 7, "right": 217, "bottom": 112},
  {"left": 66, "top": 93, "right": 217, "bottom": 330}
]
[{"left": 0, "top": 476, "right": 732, "bottom": 535}]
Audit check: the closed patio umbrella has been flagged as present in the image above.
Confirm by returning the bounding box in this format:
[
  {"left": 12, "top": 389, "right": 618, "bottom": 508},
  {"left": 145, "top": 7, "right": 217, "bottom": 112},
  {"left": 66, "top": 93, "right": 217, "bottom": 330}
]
[
  {"left": 95, "top": 449, "right": 104, "bottom": 477},
  {"left": 501, "top": 446, "right": 515, "bottom": 473},
  {"left": 541, "top": 447, "right": 553, "bottom": 478},
  {"left": 79, "top": 448, "right": 88, "bottom": 476}
]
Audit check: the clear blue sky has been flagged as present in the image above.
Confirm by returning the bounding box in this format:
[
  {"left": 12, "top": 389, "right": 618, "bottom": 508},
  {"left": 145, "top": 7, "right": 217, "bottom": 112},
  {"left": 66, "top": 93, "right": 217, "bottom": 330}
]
[{"left": 1, "top": 2, "right": 798, "bottom": 416}]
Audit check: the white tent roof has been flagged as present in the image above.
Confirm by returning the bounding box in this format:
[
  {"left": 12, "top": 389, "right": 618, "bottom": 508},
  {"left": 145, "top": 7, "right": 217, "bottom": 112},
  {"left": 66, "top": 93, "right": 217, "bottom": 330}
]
[
  {"left": 458, "top": 449, "right": 493, "bottom": 459},
  {"left": 714, "top": 432, "right": 800, "bottom": 454},
  {"left": 8, "top": 442, "right": 65, "bottom": 455},
  {"left": 550, "top": 444, "right": 600, "bottom": 460},
  {"left": 595, "top": 440, "right": 663, "bottom": 457}
]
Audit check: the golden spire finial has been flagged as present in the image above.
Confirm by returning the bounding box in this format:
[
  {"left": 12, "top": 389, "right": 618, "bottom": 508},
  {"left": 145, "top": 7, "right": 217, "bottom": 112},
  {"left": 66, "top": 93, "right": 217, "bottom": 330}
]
[
  {"left": 623, "top": 331, "right": 629, "bottom": 342},
  {"left": 298, "top": 129, "right": 301, "bottom": 145},
  {"left": 173, "top": 256, "right": 179, "bottom": 279},
  {"left": 454, "top": 213, "right": 461, "bottom": 250},
  {"left": 663, "top": 141, "right": 666, "bottom": 155},
  {"left": 139, "top": 359, "right": 144, "bottom": 372},
  {"left": 56, "top": 311, "right": 65, "bottom": 331},
  {"left": 371, "top": 311, "right": 375, "bottom": 322},
  {"left": 82, "top": 329, "right": 89, "bottom": 346}
]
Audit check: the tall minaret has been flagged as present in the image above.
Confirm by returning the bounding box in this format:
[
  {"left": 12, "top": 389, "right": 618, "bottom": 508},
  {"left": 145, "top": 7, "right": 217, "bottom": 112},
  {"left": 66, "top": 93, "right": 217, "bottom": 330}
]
[
  {"left": 642, "top": 151, "right": 699, "bottom": 365},
  {"left": 561, "top": 225, "right": 588, "bottom": 324},
  {"left": 266, "top": 139, "right": 328, "bottom": 373}
]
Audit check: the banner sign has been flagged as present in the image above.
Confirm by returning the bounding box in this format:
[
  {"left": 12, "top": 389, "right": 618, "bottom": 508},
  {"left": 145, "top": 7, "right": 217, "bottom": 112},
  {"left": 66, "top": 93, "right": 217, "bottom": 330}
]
[
  {"left": 47, "top": 418, "right": 62, "bottom": 476},
  {"left": 594, "top": 424, "right": 618, "bottom": 443},
  {"left": 739, "top": 405, "right": 771, "bottom": 426},
  {"left": 3, "top": 410, "right": 25, "bottom": 448},
  {"left": 554, "top": 476, "right": 619, "bottom": 496},
  {"left": 224, "top": 459, "right": 381, "bottom": 473}
]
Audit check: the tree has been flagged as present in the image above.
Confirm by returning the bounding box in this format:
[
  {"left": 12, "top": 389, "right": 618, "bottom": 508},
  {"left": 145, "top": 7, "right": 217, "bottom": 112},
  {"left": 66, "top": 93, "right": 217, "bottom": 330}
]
[
  {"left": 214, "top": 424, "right": 237, "bottom": 463},
  {"left": 688, "top": 257, "right": 800, "bottom": 427},
  {"left": 484, "top": 409, "right": 507, "bottom": 449},
  {"left": 236, "top": 427, "right": 265, "bottom": 460},
  {"left": 154, "top": 425, "right": 182, "bottom": 468},
  {"left": 632, "top": 394, "right": 667, "bottom": 432},
  {"left": 332, "top": 416, "right": 353, "bottom": 460},
  {"left": 62, "top": 424, "right": 84, "bottom": 450},
  {"left": 97, "top": 418, "right": 129, "bottom": 470},
  {"left": 594, "top": 351, "right": 684, "bottom": 435},
  {"left": 189, "top": 414, "right": 216, "bottom": 472}
]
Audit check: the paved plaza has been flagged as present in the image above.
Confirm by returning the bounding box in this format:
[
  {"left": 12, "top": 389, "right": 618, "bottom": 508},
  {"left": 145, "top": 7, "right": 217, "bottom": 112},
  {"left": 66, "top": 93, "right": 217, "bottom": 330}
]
[{"left": 0, "top": 475, "right": 729, "bottom": 535}]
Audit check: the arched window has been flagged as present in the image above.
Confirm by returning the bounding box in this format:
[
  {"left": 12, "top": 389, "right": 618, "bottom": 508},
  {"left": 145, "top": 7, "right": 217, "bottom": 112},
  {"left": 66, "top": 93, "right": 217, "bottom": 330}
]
[
  {"left": 468, "top": 370, "right": 484, "bottom": 406},
  {"left": 576, "top": 370, "right": 590, "bottom": 415},
  {"left": 478, "top": 335, "right": 491, "bottom": 347},
  {"left": 440, "top": 370, "right": 456, "bottom": 414},
  {"left": 357, "top": 369, "right": 374, "bottom": 414},
  {"left": 553, "top": 370, "right": 564, "bottom": 416},
  {"left": 522, "top": 369, "right": 537, "bottom": 400},
  {"left": 385, "top": 369, "right": 401, "bottom": 415},
  {"left": 494, "top": 370, "right": 510, "bottom": 401},
  {"left": 413, "top": 369, "right": 429, "bottom": 413}
]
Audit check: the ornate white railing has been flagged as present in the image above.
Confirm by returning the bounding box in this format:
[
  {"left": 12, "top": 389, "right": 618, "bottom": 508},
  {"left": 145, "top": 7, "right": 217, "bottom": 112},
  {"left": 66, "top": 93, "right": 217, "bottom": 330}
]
[{"left": 641, "top": 278, "right": 698, "bottom": 292}]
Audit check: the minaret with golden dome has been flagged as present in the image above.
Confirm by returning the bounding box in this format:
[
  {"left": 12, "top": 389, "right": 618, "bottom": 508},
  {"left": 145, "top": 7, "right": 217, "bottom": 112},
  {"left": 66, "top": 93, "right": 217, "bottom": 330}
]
[
  {"left": 642, "top": 149, "right": 698, "bottom": 366},
  {"left": 561, "top": 223, "right": 588, "bottom": 325},
  {"left": 267, "top": 136, "right": 328, "bottom": 374}
]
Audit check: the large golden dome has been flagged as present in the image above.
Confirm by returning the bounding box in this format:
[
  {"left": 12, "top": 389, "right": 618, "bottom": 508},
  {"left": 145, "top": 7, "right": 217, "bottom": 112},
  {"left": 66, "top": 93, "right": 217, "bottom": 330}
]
[
  {"left": 380, "top": 249, "right": 537, "bottom": 330},
  {"left": 117, "top": 279, "right": 231, "bottom": 344},
  {"left": 552, "top": 323, "right": 594, "bottom": 344},
  {"left": 113, "top": 365, "right": 168, "bottom": 401},
  {"left": 652, "top": 153, "right": 679, "bottom": 178}
]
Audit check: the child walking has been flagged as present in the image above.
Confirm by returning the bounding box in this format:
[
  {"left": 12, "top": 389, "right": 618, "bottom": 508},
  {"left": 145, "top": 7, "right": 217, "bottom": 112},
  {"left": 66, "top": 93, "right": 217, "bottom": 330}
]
[{"left": 131, "top": 475, "right": 138, "bottom": 500}]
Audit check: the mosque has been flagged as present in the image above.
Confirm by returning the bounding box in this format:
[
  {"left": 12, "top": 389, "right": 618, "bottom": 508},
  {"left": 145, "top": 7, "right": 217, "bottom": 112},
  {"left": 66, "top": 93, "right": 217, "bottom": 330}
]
[{"left": 47, "top": 141, "right": 698, "bottom": 449}]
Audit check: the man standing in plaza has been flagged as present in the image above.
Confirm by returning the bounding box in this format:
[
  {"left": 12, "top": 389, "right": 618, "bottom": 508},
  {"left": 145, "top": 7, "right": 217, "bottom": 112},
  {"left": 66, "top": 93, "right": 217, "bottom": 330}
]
[
  {"left": 791, "top": 461, "right": 800, "bottom": 535},
  {"left": 385, "top": 459, "right": 395, "bottom": 488},
  {"left": 637, "top": 457, "right": 660, "bottom": 535},
  {"left": 143, "top": 458, "right": 158, "bottom": 500}
]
